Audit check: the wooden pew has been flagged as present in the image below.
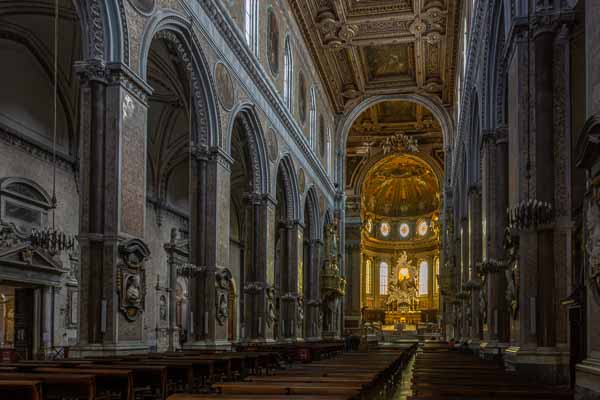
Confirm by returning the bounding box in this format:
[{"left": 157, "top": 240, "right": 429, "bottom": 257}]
[
  {"left": 0, "top": 380, "right": 43, "bottom": 400},
  {"left": 0, "top": 372, "right": 96, "bottom": 400}
]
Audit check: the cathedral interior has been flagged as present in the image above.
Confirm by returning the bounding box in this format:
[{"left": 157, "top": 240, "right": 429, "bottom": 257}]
[{"left": 0, "top": 0, "right": 598, "bottom": 399}]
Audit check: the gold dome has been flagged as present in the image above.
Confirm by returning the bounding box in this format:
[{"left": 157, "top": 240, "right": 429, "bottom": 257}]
[{"left": 362, "top": 154, "right": 439, "bottom": 218}]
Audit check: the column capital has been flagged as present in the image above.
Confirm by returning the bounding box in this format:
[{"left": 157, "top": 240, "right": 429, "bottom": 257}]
[{"left": 75, "top": 61, "right": 153, "bottom": 105}]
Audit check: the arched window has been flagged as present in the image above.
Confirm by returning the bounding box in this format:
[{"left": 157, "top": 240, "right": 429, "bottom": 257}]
[
  {"left": 0, "top": 178, "right": 52, "bottom": 234},
  {"left": 244, "top": 0, "right": 259, "bottom": 56},
  {"left": 309, "top": 87, "right": 317, "bottom": 145},
  {"left": 365, "top": 259, "right": 373, "bottom": 295},
  {"left": 283, "top": 36, "right": 293, "bottom": 109},
  {"left": 419, "top": 260, "right": 429, "bottom": 295},
  {"left": 326, "top": 127, "right": 332, "bottom": 174},
  {"left": 318, "top": 114, "right": 326, "bottom": 160},
  {"left": 379, "top": 262, "right": 389, "bottom": 295}
]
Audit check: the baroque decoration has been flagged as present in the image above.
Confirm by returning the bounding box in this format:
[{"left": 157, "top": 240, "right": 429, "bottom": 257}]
[
  {"left": 215, "top": 268, "right": 233, "bottom": 326},
  {"left": 116, "top": 239, "right": 151, "bottom": 322},
  {"left": 287, "top": 0, "right": 458, "bottom": 110}
]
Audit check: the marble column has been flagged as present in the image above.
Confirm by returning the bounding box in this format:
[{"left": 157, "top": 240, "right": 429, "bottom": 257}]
[
  {"left": 279, "top": 221, "right": 302, "bottom": 341},
  {"left": 73, "top": 61, "right": 152, "bottom": 356}
]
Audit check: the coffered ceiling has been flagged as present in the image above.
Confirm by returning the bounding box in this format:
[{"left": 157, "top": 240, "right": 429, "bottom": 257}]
[{"left": 288, "top": 0, "right": 460, "bottom": 113}]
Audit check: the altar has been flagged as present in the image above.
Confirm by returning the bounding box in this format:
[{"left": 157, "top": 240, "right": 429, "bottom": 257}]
[{"left": 384, "top": 310, "right": 421, "bottom": 325}]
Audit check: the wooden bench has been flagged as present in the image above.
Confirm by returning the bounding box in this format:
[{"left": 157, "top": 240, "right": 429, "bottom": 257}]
[
  {"left": 0, "top": 379, "right": 43, "bottom": 400},
  {"left": 0, "top": 372, "right": 96, "bottom": 400}
]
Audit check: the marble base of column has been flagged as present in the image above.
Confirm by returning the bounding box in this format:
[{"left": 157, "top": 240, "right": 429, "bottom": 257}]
[
  {"left": 576, "top": 355, "right": 600, "bottom": 400},
  {"left": 503, "top": 346, "right": 569, "bottom": 385}
]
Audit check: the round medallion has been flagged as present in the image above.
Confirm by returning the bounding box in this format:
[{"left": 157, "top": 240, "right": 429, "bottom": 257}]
[
  {"left": 380, "top": 222, "right": 390, "bottom": 237},
  {"left": 298, "top": 168, "right": 306, "bottom": 193},
  {"left": 399, "top": 223, "right": 410, "bottom": 238},
  {"left": 215, "top": 63, "right": 235, "bottom": 111},
  {"left": 266, "top": 128, "right": 279, "bottom": 162},
  {"left": 417, "top": 220, "right": 428, "bottom": 236},
  {"left": 127, "top": 0, "right": 155, "bottom": 15}
]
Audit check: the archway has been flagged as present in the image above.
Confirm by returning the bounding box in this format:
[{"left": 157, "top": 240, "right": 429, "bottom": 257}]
[{"left": 343, "top": 99, "right": 444, "bottom": 336}]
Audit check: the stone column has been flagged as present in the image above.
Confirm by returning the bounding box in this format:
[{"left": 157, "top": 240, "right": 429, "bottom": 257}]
[
  {"left": 468, "top": 186, "right": 483, "bottom": 349},
  {"left": 459, "top": 218, "right": 469, "bottom": 341},
  {"left": 242, "top": 193, "right": 274, "bottom": 342},
  {"left": 286, "top": 221, "right": 302, "bottom": 341},
  {"left": 73, "top": 61, "right": 152, "bottom": 356},
  {"left": 185, "top": 147, "right": 233, "bottom": 348},
  {"left": 344, "top": 240, "right": 361, "bottom": 331},
  {"left": 305, "top": 239, "right": 322, "bottom": 340},
  {"left": 504, "top": 17, "right": 570, "bottom": 384}
]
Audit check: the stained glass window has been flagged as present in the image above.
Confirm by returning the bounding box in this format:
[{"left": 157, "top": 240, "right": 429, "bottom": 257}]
[
  {"left": 380, "top": 262, "right": 389, "bottom": 295},
  {"left": 283, "top": 36, "right": 293, "bottom": 109},
  {"left": 365, "top": 259, "right": 373, "bottom": 295},
  {"left": 419, "top": 260, "right": 428, "bottom": 295}
]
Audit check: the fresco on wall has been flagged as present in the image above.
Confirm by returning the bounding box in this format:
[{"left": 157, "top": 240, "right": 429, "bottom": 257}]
[{"left": 267, "top": 8, "right": 280, "bottom": 75}]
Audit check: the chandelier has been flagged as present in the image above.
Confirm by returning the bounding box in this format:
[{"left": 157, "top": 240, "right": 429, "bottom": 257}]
[
  {"left": 381, "top": 132, "right": 419, "bottom": 154},
  {"left": 30, "top": 227, "right": 76, "bottom": 255}
]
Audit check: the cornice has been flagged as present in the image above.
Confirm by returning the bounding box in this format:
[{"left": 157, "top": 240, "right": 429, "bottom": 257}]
[{"left": 190, "top": 0, "right": 336, "bottom": 199}]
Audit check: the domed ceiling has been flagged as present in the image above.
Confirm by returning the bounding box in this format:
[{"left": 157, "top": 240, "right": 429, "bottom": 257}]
[{"left": 362, "top": 155, "right": 439, "bottom": 218}]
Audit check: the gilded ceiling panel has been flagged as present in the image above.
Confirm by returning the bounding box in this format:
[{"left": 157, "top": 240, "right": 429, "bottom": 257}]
[{"left": 288, "top": 0, "right": 459, "bottom": 112}]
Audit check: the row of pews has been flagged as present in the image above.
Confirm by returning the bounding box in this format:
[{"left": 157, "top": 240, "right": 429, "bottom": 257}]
[
  {"left": 0, "top": 342, "right": 344, "bottom": 400},
  {"left": 169, "top": 343, "right": 417, "bottom": 400},
  {"left": 409, "top": 344, "right": 573, "bottom": 399}
]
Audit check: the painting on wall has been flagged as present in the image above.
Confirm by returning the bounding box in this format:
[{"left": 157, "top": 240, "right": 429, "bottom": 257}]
[
  {"left": 267, "top": 8, "right": 280, "bottom": 75},
  {"left": 298, "top": 72, "right": 307, "bottom": 125},
  {"left": 363, "top": 44, "right": 414, "bottom": 80}
]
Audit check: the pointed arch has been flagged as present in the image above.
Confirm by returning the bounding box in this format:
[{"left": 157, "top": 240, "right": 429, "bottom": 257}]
[
  {"left": 228, "top": 104, "right": 271, "bottom": 194},
  {"left": 304, "top": 186, "right": 321, "bottom": 241},
  {"left": 139, "top": 11, "right": 221, "bottom": 148},
  {"left": 283, "top": 35, "right": 293, "bottom": 109},
  {"left": 276, "top": 155, "right": 301, "bottom": 222}
]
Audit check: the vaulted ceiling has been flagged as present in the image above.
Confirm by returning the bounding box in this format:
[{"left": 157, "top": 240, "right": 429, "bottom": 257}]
[{"left": 288, "top": 0, "right": 460, "bottom": 113}]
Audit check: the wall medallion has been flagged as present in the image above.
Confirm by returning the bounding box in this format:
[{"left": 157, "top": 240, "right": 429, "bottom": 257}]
[
  {"left": 298, "top": 72, "right": 307, "bottom": 125},
  {"left": 267, "top": 8, "right": 280, "bottom": 75},
  {"left": 298, "top": 168, "right": 306, "bottom": 193},
  {"left": 215, "top": 62, "right": 235, "bottom": 111},
  {"left": 127, "top": 0, "right": 155, "bottom": 15},
  {"left": 267, "top": 128, "right": 279, "bottom": 162}
]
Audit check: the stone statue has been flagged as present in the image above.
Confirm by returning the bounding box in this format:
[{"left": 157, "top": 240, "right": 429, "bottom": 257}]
[
  {"left": 586, "top": 201, "right": 600, "bottom": 301},
  {"left": 126, "top": 275, "right": 141, "bottom": 306}
]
